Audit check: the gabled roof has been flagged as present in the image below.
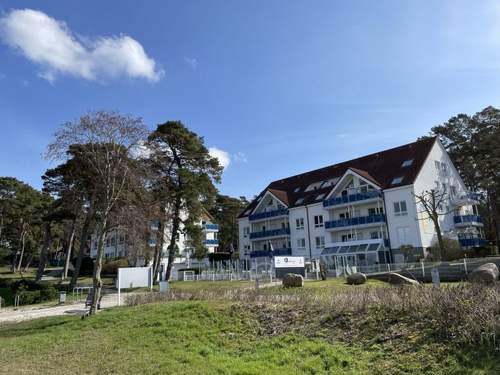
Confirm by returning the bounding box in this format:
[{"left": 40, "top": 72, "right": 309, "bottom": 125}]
[{"left": 238, "top": 137, "right": 436, "bottom": 218}]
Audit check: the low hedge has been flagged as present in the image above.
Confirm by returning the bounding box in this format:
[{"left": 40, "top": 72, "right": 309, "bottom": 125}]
[{"left": 11, "top": 279, "right": 59, "bottom": 305}]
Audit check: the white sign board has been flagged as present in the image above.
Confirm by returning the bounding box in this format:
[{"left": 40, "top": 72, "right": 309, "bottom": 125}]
[
  {"left": 274, "top": 256, "right": 305, "bottom": 268},
  {"left": 431, "top": 268, "right": 440, "bottom": 287},
  {"left": 117, "top": 267, "right": 153, "bottom": 306}
]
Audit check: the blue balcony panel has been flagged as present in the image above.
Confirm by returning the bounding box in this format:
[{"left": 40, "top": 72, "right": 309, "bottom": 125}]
[
  {"left": 454, "top": 215, "right": 483, "bottom": 225},
  {"left": 323, "top": 190, "right": 381, "bottom": 208},
  {"left": 459, "top": 237, "right": 487, "bottom": 248},
  {"left": 325, "top": 214, "right": 386, "bottom": 229},
  {"left": 249, "top": 227, "right": 291, "bottom": 239},
  {"left": 250, "top": 248, "right": 292, "bottom": 258},
  {"left": 204, "top": 223, "right": 219, "bottom": 231},
  {"left": 249, "top": 208, "right": 289, "bottom": 221},
  {"left": 204, "top": 239, "right": 219, "bottom": 246}
]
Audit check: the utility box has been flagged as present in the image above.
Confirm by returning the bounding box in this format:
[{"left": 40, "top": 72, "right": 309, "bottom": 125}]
[
  {"left": 159, "top": 281, "right": 169, "bottom": 293},
  {"left": 59, "top": 291, "right": 66, "bottom": 304}
]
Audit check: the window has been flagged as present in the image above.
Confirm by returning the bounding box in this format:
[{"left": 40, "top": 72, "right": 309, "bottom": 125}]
[
  {"left": 368, "top": 207, "right": 384, "bottom": 216},
  {"left": 119, "top": 235, "right": 124, "bottom": 244},
  {"left": 305, "top": 182, "right": 323, "bottom": 192},
  {"left": 435, "top": 181, "right": 440, "bottom": 190},
  {"left": 370, "top": 231, "right": 380, "bottom": 239},
  {"left": 391, "top": 176, "right": 404, "bottom": 185},
  {"left": 106, "top": 237, "right": 110, "bottom": 247},
  {"left": 401, "top": 159, "right": 413, "bottom": 167},
  {"left": 441, "top": 163, "right": 448, "bottom": 176},
  {"left": 434, "top": 160, "right": 441, "bottom": 171},
  {"left": 314, "top": 215, "right": 324, "bottom": 228},
  {"left": 315, "top": 193, "right": 325, "bottom": 201},
  {"left": 267, "top": 198, "right": 274, "bottom": 206},
  {"left": 243, "top": 227, "right": 250, "bottom": 237},
  {"left": 294, "top": 187, "right": 301, "bottom": 193},
  {"left": 296, "top": 218, "right": 304, "bottom": 230},
  {"left": 394, "top": 201, "right": 408, "bottom": 216},
  {"left": 341, "top": 234, "right": 355, "bottom": 242},
  {"left": 295, "top": 197, "right": 304, "bottom": 205},
  {"left": 450, "top": 185, "right": 457, "bottom": 197},
  {"left": 297, "top": 238, "right": 306, "bottom": 249},
  {"left": 315, "top": 236, "right": 325, "bottom": 249},
  {"left": 397, "top": 226, "right": 411, "bottom": 245}
]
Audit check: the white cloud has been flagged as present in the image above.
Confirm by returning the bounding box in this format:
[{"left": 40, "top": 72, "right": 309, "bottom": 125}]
[
  {"left": 183, "top": 57, "right": 198, "bottom": 70},
  {"left": 0, "top": 9, "right": 164, "bottom": 83},
  {"left": 209, "top": 147, "right": 230, "bottom": 170},
  {"left": 233, "top": 152, "right": 248, "bottom": 163}
]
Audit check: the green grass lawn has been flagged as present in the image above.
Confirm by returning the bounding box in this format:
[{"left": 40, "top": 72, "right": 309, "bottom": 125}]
[{"left": 1, "top": 299, "right": 498, "bottom": 374}]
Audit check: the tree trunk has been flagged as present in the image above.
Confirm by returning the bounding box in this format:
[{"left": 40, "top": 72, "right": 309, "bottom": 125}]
[
  {"left": 36, "top": 222, "right": 52, "bottom": 282},
  {"left": 431, "top": 213, "right": 444, "bottom": 260},
  {"left": 23, "top": 253, "right": 34, "bottom": 272},
  {"left": 70, "top": 206, "right": 94, "bottom": 289},
  {"left": 16, "top": 227, "right": 28, "bottom": 272},
  {"left": 152, "top": 217, "right": 165, "bottom": 283},
  {"left": 489, "top": 191, "right": 500, "bottom": 247},
  {"left": 61, "top": 218, "right": 77, "bottom": 281},
  {"left": 90, "top": 219, "right": 107, "bottom": 315},
  {"left": 165, "top": 198, "right": 181, "bottom": 281}
]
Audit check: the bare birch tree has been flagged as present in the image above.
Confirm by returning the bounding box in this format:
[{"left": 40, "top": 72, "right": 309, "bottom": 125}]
[{"left": 46, "top": 111, "right": 147, "bottom": 314}]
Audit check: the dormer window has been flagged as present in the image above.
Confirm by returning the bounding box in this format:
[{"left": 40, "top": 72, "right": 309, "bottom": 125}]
[
  {"left": 401, "top": 159, "right": 413, "bottom": 167},
  {"left": 391, "top": 176, "right": 404, "bottom": 185},
  {"left": 295, "top": 197, "right": 304, "bottom": 205},
  {"left": 294, "top": 187, "right": 301, "bottom": 193},
  {"left": 315, "top": 193, "right": 325, "bottom": 201}
]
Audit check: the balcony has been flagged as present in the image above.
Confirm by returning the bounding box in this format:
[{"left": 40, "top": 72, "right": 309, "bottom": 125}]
[
  {"left": 325, "top": 214, "right": 386, "bottom": 230},
  {"left": 451, "top": 192, "right": 482, "bottom": 206},
  {"left": 249, "top": 227, "right": 290, "bottom": 240},
  {"left": 323, "top": 190, "right": 381, "bottom": 208},
  {"left": 249, "top": 208, "right": 289, "bottom": 221},
  {"left": 204, "top": 239, "right": 219, "bottom": 246},
  {"left": 454, "top": 215, "right": 483, "bottom": 227},
  {"left": 458, "top": 237, "right": 487, "bottom": 248},
  {"left": 204, "top": 223, "right": 219, "bottom": 231},
  {"left": 250, "top": 248, "right": 292, "bottom": 258}
]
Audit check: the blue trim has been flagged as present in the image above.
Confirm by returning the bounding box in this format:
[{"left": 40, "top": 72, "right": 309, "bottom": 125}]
[
  {"left": 249, "top": 227, "right": 290, "bottom": 239},
  {"left": 249, "top": 208, "right": 289, "bottom": 221},
  {"left": 250, "top": 248, "right": 292, "bottom": 258},
  {"left": 325, "top": 214, "right": 386, "bottom": 229},
  {"left": 323, "top": 190, "right": 381, "bottom": 207},
  {"left": 454, "top": 215, "right": 483, "bottom": 225}
]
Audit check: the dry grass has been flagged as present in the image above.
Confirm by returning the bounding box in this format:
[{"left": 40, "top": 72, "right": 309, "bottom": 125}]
[{"left": 126, "top": 283, "right": 500, "bottom": 348}]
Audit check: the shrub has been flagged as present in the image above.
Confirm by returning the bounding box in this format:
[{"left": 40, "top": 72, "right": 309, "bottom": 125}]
[
  {"left": 11, "top": 279, "right": 59, "bottom": 304},
  {"left": 101, "top": 258, "right": 129, "bottom": 276},
  {"left": 428, "top": 237, "right": 463, "bottom": 261}
]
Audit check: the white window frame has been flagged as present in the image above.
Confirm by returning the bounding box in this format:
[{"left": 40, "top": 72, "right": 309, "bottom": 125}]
[
  {"left": 296, "top": 218, "right": 305, "bottom": 230},
  {"left": 297, "top": 238, "right": 306, "bottom": 249},
  {"left": 314, "top": 215, "right": 324, "bottom": 228},
  {"left": 315, "top": 236, "right": 325, "bottom": 249},
  {"left": 394, "top": 201, "right": 408, "bottom": 216}
]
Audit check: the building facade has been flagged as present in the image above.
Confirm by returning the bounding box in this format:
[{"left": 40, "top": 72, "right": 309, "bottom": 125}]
[
  {"left": 238, "top": 138, "right": 485, "bottom": 274},
  {"left": 90, "top": 209, "right": 219, "bottom": 265}
]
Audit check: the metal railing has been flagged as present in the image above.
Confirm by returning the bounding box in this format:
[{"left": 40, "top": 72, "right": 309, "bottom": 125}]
[
  {"left": 204, "top": 224, "right": 219, "bottom": 231},
  {"left": 250, "top": 227, "right": 291, "bottom": 239},
  {"left": 249, "top": 208, "right": 289, "bottom": 221},
  {"left": 250, "top": 248, "right": 292, "bottom": 258},
  {"left": 323, "top": 190, "right": 381, "bottom": 208},
  {"left": 454, "top": 215, "right": 483, "bottom": 225},
  {"left": 325, "top": 214, "right": 386, "bottom": 229}
]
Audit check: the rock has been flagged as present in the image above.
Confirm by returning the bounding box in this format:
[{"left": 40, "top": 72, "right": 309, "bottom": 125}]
[
  {"left": 468, "top": 263, "right": 499, "bottom": 284},
  {"left": 387, "top": 272, "right": 419, "bottom": 286},
  {"left": 282, "top": 273, "right": 304, "bottom": 288},
  {"left": 346, "top": 272, "right": 367, "bottom": 285}
]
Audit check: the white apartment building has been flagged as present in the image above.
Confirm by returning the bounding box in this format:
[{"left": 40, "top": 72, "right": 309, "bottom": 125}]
[
  {"left": 238, "top": 137, "right": 485, "bottom": 273},
  {"left": 90, "top": 208, "right": 219, "bottom": 266}
]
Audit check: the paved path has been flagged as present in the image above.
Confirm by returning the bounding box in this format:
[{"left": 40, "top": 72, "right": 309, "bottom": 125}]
[{"left": 0, "top": 291, "right": 124, "bottom": 324}]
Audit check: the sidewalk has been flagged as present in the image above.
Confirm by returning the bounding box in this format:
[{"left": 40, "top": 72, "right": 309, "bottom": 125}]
[{"left": 0, "top": 291, "right": 123, "bottom": 324}]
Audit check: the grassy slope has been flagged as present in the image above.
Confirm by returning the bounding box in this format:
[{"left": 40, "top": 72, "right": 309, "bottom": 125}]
[{"left": 1, "top": 298, "right": 499, "bottom": 375}]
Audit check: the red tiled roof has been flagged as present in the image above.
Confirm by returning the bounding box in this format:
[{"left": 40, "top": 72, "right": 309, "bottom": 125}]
[{"left": 238, "top": 137, "right": 437, "bottom": 218}]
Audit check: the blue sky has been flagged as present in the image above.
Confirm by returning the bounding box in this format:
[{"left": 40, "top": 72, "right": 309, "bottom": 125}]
[{"left": 1, "top": 1, "right": 500, "bottom": 199}]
